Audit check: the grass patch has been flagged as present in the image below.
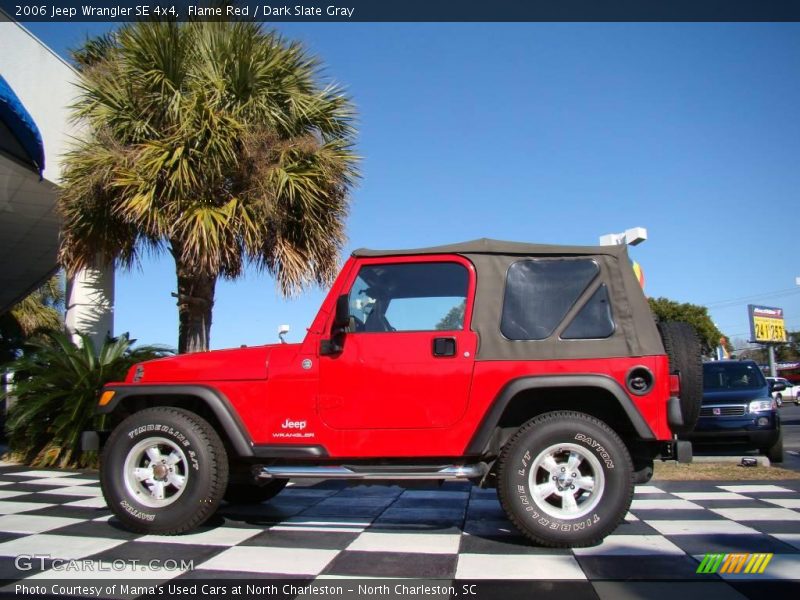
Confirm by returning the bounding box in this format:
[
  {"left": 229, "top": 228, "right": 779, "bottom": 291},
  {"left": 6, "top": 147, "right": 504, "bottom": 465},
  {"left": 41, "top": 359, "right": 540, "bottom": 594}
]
[{"left": 654, "top": 461, "right": 800, "bottom": 481}]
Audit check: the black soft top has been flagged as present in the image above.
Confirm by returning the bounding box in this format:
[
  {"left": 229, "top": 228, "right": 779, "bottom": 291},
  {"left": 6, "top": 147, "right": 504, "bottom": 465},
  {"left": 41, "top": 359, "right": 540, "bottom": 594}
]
[
  {"left": 352, "top": 238, "right": 663, "bottom": 360},
  {"left": 353, "top": 238, "right": 627, "bottom": 258}
]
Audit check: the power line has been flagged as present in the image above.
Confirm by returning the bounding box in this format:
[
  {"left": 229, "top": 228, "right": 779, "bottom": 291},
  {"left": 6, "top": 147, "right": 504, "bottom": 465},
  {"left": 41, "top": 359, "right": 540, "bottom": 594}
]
[{"left": 705, "top": 287, "right": 800, "bottom": 309}]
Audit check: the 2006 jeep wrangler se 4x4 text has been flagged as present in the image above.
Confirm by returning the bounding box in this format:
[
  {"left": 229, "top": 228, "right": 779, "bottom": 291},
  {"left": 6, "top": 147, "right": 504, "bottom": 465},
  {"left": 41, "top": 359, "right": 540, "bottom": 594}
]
[{"left": 86, "top": 239, "right": 701, "bottom": 547}]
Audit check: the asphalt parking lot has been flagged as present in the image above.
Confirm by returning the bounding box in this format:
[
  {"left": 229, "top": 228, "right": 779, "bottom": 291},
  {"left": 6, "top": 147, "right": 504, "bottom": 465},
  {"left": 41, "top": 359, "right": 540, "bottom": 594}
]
[{"left": 0, "top": 464, "right": 798, "bottom": 599}]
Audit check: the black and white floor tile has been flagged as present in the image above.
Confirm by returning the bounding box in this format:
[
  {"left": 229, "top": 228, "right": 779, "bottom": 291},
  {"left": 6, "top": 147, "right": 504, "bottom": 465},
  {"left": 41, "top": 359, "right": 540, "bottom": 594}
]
[{"left": 0, "top": 465, "right": 798, "bottom": 598}]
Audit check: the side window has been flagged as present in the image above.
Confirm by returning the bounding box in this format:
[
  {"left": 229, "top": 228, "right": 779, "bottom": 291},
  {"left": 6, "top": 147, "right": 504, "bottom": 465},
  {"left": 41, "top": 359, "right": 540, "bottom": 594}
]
[
  {"left": 348, "top": 262, "right": 469, "bottom": 333},
  {"left": 500, "top": 259, "right": 601, "bottom": 341}
]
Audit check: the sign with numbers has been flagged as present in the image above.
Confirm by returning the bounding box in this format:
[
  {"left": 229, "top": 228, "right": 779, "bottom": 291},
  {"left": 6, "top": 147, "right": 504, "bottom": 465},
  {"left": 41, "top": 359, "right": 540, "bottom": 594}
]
[{"left": 748, "top": 305, "right": 787, "bottom": 343}]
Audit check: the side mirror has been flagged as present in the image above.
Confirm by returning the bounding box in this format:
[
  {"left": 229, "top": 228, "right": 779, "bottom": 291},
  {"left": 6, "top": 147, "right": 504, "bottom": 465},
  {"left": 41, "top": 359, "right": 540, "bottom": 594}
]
[
  {"left": 771, "top": 381, "right": 786, "bottom": 392},
  {"left": 320, "top": 295, "right": 350, "bottom": 356},
  {"left": 278, "top": 324, "right": 290, "bottom": 344}
]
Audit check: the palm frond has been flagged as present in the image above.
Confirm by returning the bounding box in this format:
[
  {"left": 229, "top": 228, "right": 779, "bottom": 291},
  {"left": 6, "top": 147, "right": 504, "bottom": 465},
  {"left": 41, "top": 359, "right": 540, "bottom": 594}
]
[
  {"left": 70, "top": 31, "right": 119, "bottom": 70},
  {"left": 2, "top": 276, "right": 65, "bottom": 345}
]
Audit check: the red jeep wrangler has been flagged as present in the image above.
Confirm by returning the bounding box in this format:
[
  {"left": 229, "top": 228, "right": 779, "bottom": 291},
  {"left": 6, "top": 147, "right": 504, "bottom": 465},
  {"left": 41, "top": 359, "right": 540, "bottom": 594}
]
[{"left": 90, "top": 239, "right": 701, "bottom": 547}]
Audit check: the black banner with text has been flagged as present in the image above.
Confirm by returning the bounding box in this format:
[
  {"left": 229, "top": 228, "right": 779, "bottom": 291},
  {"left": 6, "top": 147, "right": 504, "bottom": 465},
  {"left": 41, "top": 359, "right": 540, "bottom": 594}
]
[{"left": 3, "top": 0, "right": 800, "bottom": 22}]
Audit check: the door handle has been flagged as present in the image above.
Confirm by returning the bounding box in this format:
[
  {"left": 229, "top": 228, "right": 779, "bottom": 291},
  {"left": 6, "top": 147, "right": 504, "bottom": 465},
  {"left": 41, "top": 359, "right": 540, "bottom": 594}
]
[{"left": 432, "top": 337, "right": 456, "bottom": 357}]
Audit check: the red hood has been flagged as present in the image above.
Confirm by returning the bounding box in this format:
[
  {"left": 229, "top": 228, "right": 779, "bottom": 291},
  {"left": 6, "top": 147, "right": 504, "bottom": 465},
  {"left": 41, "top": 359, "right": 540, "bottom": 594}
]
[{"left": 125, "top": 344, "right": 298, "bottom": 383}]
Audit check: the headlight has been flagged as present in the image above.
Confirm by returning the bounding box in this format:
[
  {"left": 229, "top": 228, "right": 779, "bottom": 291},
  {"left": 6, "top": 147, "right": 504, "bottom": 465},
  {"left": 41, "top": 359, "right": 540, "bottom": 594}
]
[{"left": 748, "top": 399, "right": 774, "bottom": 413}]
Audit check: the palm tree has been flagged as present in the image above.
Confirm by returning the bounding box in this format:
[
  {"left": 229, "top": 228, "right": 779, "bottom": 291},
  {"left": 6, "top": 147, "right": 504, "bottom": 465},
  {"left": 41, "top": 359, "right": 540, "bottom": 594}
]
[{"left": 59, "top": 21, "right": 359, "bottom": 353}]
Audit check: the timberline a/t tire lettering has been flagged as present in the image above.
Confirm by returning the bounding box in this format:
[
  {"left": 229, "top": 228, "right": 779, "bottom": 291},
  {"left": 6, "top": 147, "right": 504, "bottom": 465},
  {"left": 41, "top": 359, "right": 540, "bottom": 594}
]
[
  {"left": 125, "top": 423, "right": 200, "bottom": 471},
  {"left": 128, "top": 423, "right": 186, "bottom": 444}
]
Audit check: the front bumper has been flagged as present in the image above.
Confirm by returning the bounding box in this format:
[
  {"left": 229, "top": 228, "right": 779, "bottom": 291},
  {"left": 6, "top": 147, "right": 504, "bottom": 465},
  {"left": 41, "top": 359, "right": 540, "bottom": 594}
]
[
  {"left": 80, "top": 430, "right": 110, "bottom": 452},
  {"left": 684, "top": 412, "right": 780, "bottom": 449}
]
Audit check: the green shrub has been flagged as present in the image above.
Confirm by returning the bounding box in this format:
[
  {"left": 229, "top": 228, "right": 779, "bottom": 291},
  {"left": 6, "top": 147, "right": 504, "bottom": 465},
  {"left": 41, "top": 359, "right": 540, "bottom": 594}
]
[{"left": 3, "top": 332, "right": 170, "bottom": 468}]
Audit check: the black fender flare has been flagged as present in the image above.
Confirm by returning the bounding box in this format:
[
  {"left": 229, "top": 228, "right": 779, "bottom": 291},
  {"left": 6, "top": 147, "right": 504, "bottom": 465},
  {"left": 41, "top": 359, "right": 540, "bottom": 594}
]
[
  {"left": 464, "top": 375, "right": 656, "bottom": 455},
  {"left": 98, "top": 384, "right": 327, "bottom": 459},
  {"left": 99, "top": 384, "right": 254, "bottom": 457}
]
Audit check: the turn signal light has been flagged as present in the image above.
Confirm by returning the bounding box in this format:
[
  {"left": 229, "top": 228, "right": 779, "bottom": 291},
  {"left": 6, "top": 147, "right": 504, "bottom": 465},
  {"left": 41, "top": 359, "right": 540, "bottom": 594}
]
[{"left": 98, "top": 390, "right": 115, "bottom": 406}]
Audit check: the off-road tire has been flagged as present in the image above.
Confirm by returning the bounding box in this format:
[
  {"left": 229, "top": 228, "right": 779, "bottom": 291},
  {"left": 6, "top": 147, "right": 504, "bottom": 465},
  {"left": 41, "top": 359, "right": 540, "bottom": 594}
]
[
  {"left": 775, "top": 394, "right": 783, "bottom": 407},
  {"left": 100, "top": 407, "right": 228, "bottom": 534},
  {"left": 224, "top": 479, "right": 289, "bottom": 504},
  {"left": 764, "top": 432, "right": 784, "bottom": 464},
  {"left": 497, "top": 411, "right": 634, "bottom": 547},
  {"left": 657, "top": 320, "right": 703, "bottom": 434}
]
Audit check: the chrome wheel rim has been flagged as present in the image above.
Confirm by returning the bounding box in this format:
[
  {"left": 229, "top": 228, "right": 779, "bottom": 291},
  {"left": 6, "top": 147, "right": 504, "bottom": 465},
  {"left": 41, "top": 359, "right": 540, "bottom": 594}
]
[
  {"left": 123, "top": 437, "right": 189, "bottom": 508},
  {"left": 528, "top": 443, "right": 605, "bottom": 520}
]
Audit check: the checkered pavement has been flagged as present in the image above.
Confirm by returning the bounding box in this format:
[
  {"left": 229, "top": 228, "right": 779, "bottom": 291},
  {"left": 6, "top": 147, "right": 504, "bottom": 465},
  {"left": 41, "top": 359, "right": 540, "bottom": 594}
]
[{"left": 0, "top": 465, "right": 799, "bottom": 598}]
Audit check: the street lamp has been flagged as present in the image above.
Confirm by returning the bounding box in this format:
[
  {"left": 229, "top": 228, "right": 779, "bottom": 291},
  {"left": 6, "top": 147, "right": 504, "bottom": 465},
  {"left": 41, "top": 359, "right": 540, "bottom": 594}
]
[{"left": 599, "top": 227, "right": 648, "bottom": 247}]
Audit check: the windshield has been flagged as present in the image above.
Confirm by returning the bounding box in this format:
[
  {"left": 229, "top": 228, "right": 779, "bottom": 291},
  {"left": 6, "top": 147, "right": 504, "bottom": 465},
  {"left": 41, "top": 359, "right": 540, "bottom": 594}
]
[{"left": 703, "top": 362, "right": 766, "bottom": 391}]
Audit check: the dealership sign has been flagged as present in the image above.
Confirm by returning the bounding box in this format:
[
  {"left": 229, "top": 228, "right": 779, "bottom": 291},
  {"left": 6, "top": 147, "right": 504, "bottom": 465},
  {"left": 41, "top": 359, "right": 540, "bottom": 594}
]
[{"left": 748, "top": 305, "right": 787, "bottom": 343}]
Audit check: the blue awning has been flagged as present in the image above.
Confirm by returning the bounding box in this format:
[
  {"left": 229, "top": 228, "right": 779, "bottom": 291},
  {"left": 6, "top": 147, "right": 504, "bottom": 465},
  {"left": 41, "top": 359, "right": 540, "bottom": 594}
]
[{"left": 0, "top": 75, "right": 45, "bottom": 176}]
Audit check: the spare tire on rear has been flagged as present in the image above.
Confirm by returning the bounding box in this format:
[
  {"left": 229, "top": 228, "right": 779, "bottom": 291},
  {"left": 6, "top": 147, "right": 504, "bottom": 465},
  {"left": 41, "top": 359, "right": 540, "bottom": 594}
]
[{"left": 657, "top": 321, "right": 703, "bottom": 435}]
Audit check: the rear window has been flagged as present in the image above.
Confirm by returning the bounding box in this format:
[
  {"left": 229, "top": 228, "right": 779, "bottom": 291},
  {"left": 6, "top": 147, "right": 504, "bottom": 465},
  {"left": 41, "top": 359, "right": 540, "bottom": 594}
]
[
  {"left": 703, "top": 362, "right": 766, "bottom": 391},
  {"left": 501, "top": 258, "right": 613, "bottom": 340},
  {"left": 561, "top": 284, "right": 615, "bottom": 339}
]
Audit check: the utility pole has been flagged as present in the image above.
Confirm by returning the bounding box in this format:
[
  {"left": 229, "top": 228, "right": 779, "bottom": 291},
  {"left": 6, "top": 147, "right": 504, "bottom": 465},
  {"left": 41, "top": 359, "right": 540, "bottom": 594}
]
[{"left": 768, "top": 345, "right": 778, "bottom": 378}]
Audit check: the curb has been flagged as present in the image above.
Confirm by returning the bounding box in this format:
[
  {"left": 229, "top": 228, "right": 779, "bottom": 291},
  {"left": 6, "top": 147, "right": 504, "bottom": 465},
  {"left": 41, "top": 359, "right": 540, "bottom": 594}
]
[{"left": 691, "top": 455, "right": 771, "bottom": 467}]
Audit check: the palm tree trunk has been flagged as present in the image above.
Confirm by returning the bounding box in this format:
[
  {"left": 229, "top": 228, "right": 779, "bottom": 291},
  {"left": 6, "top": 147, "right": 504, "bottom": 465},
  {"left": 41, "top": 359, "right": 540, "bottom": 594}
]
[{"left": 174, "top": 261, "right": 216, "bottom": 354}]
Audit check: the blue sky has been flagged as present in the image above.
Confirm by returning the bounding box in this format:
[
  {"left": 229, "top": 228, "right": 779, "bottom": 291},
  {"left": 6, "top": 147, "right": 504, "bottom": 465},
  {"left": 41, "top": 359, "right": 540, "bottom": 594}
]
[{"left": 25, "top": 22, "right": 800, "bottom": 349}]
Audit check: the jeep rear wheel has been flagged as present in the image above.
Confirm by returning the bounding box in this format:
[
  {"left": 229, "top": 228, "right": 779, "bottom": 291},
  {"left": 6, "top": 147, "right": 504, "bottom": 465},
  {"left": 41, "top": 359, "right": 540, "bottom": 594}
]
[
  {"left": 657, "top": 320, "right": 703, "bottom": 434},
  {"left": 100, "top": 407, "right": 228, "bottom": 534},
  {"left": 497, "top": 411, "right": 633, "bottom": 547}
]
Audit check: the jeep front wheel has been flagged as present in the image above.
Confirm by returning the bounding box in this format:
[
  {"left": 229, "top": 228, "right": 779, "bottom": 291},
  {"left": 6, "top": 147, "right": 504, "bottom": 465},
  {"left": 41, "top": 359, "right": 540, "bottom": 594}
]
[
  {"left": 497, "top": 411, "right": 633, "bottom": 547},
  {"left": 100, "top": 407, "right": 228, "bottom": 534}
]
